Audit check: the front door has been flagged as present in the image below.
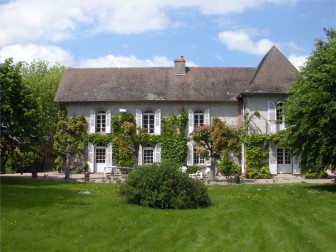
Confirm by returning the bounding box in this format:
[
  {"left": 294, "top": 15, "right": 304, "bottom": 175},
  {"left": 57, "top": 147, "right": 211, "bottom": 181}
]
[
  {"left": 95, "top": 143, "right": 106, "bottom": 173},
  {"left": 277, "top": 148, "right": 292, "bottom": 174}
]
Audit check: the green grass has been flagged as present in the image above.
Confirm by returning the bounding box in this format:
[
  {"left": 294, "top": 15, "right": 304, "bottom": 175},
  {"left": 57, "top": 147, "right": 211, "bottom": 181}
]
[{"left": 1, "top": 177, "right": 335, "bottom": 252}]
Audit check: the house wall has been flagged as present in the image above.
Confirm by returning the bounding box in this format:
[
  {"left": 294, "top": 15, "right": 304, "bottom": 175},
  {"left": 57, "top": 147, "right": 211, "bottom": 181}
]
[
  {"left": 243, "top": 94, "right": 286, "bottom": 133},
  {"left": 65, "top": 100, "right": 240, "bottom": 129}
]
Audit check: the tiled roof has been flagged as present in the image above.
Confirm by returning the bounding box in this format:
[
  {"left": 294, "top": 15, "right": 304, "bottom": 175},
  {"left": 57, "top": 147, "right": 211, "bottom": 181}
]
[
  {"left": 54, "top": 47, "right": 296, "bottom": 103},
  {"left": 243, "top": 46, "right": 297, "bottom": 94}
]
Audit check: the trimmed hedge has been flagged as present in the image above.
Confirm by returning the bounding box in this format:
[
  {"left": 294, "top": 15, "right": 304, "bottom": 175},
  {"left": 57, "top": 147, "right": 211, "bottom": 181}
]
[{"left": 120, "top": 160, "right": 211, "bottom": 209}]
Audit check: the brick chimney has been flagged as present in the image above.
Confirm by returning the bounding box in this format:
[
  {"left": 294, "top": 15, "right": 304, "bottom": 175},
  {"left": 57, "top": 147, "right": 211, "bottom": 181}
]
[{"left": 174, "top": 56, "right": 186, "bottom": 75}]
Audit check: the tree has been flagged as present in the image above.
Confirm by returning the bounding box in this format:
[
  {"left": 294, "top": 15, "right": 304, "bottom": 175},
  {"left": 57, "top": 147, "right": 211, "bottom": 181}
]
[
  {"left": 0, "top": 58, "right": 40, "bottom": 173},
  {"left": 191, "top": 118, "right": 238, "bottom": 181},
  {"left": 284, "top": 29, "right": 336, "bottom": 169},
  {"left": 21, "top": 61, "right": 64, "bottom": 169},
  {"left": 53, "top": 114, "right": 88, "bottom": 179}
]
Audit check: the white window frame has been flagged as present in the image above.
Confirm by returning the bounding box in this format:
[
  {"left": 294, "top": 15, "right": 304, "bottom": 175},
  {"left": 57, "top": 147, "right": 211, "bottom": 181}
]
[
  {"left": 96, "top": 110, "right": 106, "bottom": 133},
  {"left": 194, "top": 110, "right": 204, "bottom": 128},
  {"left": 277, "top": 148, "right": 291, "bottom": 165},
  {"left": 143, "top": 111, "right": 155, "bottom": 134},
  {"left": 95, "top": 143, "right": 106, "bottom": 163},
  {"left": 193, "top": 147, "right": 205, "bottom": 165}
]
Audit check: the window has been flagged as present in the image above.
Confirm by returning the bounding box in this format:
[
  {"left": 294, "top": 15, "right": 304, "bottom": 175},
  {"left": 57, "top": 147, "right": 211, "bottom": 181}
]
[
  {"left": 143, "top": 111, "right": 154, "bottom": 134},
  {"left": 276, "top": 102, "right": 284, "bottom": 123},
  {"left": 194, "top": 110, "right": 204, "bottom": 128},
  {"left": 277, "top": 148, "right": 291, "bottom": 164},
  {"left": 96, "top": 111, "right": 106, "bottom": 133},
  {"left": 143, "top": 144, "right": 154, "bottom": 164},
  {"left": 96, "top": 143, "right": 106, "bottom": 163},
  {"left": 193, "top": 148, "right": 204, "bottom": 165}
]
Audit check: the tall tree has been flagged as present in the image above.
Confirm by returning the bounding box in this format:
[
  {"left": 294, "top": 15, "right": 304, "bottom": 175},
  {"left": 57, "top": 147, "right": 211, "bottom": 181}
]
[
  {"left": 285, "top": 29, "right": 336, "bottom": 169},
  {"left": 21, "top": 62, "right": 64, "bottom": 141},
  {"left": 192, "top": 118, "right": 238, "bottom": 181},
  {"left": 0, "top": 58, "right": 40, "bottom": 173}
]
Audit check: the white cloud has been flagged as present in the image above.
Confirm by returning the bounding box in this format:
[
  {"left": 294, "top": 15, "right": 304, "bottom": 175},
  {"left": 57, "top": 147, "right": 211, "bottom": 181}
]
[
  {"left": 0, "top": 0, "right": 297, "bottom": 45},
  {"left": 218, "top": 31, "right": 275, "bottom": 55},
  {"left": 79, "top": 54, "right": 197, "bottom": 68},
  {"left": 288, "top": 54, "right": 308, "bottom": 70},
  {"left": 0, "top": 44, "right": 74, "bottom": 66}
]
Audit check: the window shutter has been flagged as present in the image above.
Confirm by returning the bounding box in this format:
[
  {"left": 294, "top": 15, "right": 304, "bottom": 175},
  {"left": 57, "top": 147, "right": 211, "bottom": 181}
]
[
  {"left": 89, "top": 110, "right": 96, "bottom": 133},
  {"left": 204, "top": 109, "right": 210, "bottom": 125},
  {"left": 106, "top": 109, "right": 112, "bottom": 133},
  {"left": 188, "top": 109, "right": 194, "bottom": 135},
  {"left": 106, "top": 142, "right": 112, "bottom": 166},
  {"left": 136, "top": 109, "right": 142, "bottom": 129},
  {"left": 138, "top": 145, "right": 143, "bottom": 166},
  {"left": 268, "top": 101, "right": 276, "bottom": 133},
  {"left": 293, "top": 155, "right": 301, "bottom": 174},
  {"left": 269, "top": 142, "right": 277, "bottom": 174},
  {"left": 154, "top": 143, "right": 161, "bottom": 163},
  {"left": 154, "top": 109, "right": 161, "bottom": 135},
  {"left": 187, "top": 142, "right": 193, "bottom": 166},
  {"left": 88, "top": 142, "right": 94, "bottom": 172},
  {"left": 268, "top": 101, "right": 276, "bottom": 121}
]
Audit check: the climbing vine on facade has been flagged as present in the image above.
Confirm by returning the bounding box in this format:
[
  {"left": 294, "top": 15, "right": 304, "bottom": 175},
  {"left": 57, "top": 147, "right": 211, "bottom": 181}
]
[
  {"left": 241, "top": 111, "right": 272, "bottom": 178},
  {"left": 160, "top": 111, "right": 188, "bottom": 164}
]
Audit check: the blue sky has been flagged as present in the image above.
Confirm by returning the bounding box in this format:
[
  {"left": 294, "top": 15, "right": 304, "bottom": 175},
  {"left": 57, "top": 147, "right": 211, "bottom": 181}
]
[{"left": 0, "top": 0, "right": 335, "bottom": 69}]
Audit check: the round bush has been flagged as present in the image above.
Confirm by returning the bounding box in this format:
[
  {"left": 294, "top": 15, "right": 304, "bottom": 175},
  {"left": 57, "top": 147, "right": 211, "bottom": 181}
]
[{"left": 120, "top": 160, "right": 211, "bottom": 209}]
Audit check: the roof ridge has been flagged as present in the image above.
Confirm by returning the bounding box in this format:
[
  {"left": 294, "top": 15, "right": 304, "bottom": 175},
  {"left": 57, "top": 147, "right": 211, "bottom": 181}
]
[{"left": 249, "top": 46, "right": 277, "bottom": 86}]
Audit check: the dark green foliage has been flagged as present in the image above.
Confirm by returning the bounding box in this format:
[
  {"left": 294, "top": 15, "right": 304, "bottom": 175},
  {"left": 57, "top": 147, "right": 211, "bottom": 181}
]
[
  {"left": 160, "top": 112, "right": 188, "bottom": 164},
  {"left": 304, "top": 167, "right": 328, "bottom": 179},
  {"left": 0, "top": 58, "right": 40, "bottom": 173},
  {"left": 120, "top": 160, "right": 211, "bottom": 209},
  {"left": 285, "top": 29, "right": 336, "bottom": 168},
  {"left": 5, "top": 148, "right": 41, "bottom": 173}
]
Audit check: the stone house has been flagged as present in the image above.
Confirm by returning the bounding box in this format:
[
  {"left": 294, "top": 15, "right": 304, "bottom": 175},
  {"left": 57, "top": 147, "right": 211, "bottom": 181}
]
[{"left": 54, "top": 46, "right": 300, "bottom": 175}]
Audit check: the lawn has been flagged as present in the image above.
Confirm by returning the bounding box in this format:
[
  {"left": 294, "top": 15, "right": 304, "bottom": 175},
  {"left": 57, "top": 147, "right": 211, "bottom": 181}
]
[{"left": 1, "top": 177, "right": 335, "bottom": 252}]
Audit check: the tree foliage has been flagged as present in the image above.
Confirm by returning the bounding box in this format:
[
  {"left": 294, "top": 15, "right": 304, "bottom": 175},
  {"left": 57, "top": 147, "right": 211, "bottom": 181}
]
[
  {"left": 284, "top": 29, "right": 336, "bottom": 168},
  {"left": 53, "top": 113, "right": 88, "bottom": 179},
  {"left": 0, "top": 58, "right": 40, "bottom": 173},
  {"left": 192, "top": 118, "right": 238, "bottom": 179},
  {"left": 21, "top": 61, "right": 64, "bottom": 142}
]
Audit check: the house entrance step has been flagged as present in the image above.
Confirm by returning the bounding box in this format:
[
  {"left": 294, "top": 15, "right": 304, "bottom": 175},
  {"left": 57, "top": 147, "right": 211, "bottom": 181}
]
[{"left": 273, "top": 174, "right": 304, "bottom": 180}]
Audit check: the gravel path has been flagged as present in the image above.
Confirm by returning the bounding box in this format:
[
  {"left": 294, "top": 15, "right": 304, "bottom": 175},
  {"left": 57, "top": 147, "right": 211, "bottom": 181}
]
[{"left": 1, "top": 172, "right": 335, "bottom": 185}]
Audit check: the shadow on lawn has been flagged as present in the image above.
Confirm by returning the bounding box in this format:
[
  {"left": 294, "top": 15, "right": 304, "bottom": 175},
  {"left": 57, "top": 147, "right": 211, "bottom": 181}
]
[
  {"left": 0, "top": 177, "right": 89, "bottom": 209},
  {"left": 305, "top": 183, "right": 336, "bottom": 193}
]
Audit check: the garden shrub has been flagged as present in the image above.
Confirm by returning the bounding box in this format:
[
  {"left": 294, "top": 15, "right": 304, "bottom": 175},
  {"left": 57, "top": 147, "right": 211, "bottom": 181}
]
[
  {"left": 186, "top": 165, "right": 205, "bottom": 174},
  {"left": 246, "top": 165, "right": 272, "bottom": 179},
  {"left": 304, "top": 168, "right": 328, "bottom": 179},
  {"left": 5, "top": 150, "right": 41, "bottom": 173},
  {"left": 217, "top": 153, "right": 240, "bottom": 176},
  {"left": 120, "top": 160, "right": 211, "bottom": 209}
]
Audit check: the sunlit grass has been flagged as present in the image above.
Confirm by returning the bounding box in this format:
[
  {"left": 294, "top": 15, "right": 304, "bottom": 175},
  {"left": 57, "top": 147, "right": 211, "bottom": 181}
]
[{"left": 1, "top": 177, "right": 335, "bottom": 251}]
